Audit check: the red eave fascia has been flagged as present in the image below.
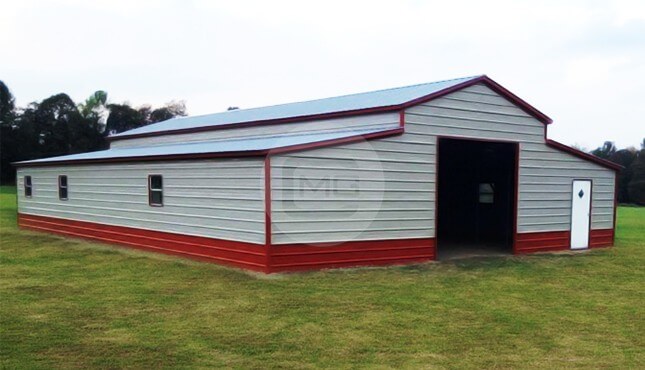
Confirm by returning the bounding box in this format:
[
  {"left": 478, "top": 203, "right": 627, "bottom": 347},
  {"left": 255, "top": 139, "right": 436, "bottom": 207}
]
[
  {"left": 107, "top": 75, "right": 552, "bottom": 143},
  {"left": 15, "top": 128, "right": 404, "bottom": 168},
  {"left": 546, "top": 139, "right": 622, "bottom": 171}
]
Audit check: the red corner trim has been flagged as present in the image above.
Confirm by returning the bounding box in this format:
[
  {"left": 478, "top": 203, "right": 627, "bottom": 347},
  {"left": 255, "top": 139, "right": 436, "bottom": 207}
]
[
  {"left": 545, "top": 139, "right": 622, "bottom": 171},
  {"left": 612, "top": 175, "right": 618, "bottom": 244},
  {"left": 107, "top": 75, "right": 551, "bottom": 143},
  {"left": 399, "top": 110, "right": 405, "bottom": 128}
]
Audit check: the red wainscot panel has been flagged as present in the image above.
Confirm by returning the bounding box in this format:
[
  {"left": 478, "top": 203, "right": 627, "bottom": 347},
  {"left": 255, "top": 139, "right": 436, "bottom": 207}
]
[
  {"left": 515, "top": 231, "right": 570, "bottom": 254},
  {"left": 268, "top": 238, "right": 436, "bottom": 273},
  {"left": 589, "top": 229, "right": 614, "bottom": 248},
  {"left": 18, "top": 213, "right": 268, "bottom": 272}
]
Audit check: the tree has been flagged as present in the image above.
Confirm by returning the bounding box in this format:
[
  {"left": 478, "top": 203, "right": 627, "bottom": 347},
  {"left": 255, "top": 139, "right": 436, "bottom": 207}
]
[
  {"left": 104, "top": 103, "right": 148, "bottom": 135},
  {"left": 105, "top": 101, "right": 186, "bottom": 135},
  {"left": 609, "top": 149, "right": 637, "bottom": 203},
  {"left": 78, "top": 90, "right": 108, "bottom": 119},
  {"left": 149, "top": 100, "right": 186, "bottom": 123},
  {"left": 0, "top": 81, "right": 17, "bottom": 183},
  {"left": 591, "top": 141, "right": 617, "bottom": 160},
  {"left": 627, "top": 142, "right": 645, "bottom": 205},
  {"left": 18, "top": 93, "right": 103, "bottom": 157}
]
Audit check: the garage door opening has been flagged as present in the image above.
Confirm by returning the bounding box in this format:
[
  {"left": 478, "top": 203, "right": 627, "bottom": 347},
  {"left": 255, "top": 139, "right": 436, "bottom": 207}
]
[{"left": 437, "top": 138, "right": 517, "bottom": 260}]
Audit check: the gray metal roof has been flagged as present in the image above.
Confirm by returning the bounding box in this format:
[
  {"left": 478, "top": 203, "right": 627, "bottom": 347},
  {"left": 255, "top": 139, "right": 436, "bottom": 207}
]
[
  {"left": 110, "top": 75, "right": 481, "bottom": 138},
  {"left": 16, "top": 126, "right": 396, "bottom": 165}
]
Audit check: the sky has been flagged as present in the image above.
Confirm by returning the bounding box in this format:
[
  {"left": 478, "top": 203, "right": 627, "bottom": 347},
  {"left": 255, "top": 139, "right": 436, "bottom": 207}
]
[{"left": 1, "top": 0, "right": 644, "bottom": 150}]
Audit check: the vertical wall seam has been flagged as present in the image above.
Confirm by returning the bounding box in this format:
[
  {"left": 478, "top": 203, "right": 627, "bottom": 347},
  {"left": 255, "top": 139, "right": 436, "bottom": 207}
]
[{"left": 264, "top": 155, "right": 272, "bottom": 272}]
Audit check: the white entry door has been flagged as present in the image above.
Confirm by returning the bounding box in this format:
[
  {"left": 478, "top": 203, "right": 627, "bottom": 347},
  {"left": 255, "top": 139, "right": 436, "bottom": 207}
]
[{"left": 570, "top": 180, "right": 592, "bottom": 249}]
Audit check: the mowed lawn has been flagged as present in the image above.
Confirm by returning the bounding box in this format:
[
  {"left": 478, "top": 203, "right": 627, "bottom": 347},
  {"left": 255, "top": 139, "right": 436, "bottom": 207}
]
[{"left": 1, "top": 186, "right": 643, "bottom": 369}]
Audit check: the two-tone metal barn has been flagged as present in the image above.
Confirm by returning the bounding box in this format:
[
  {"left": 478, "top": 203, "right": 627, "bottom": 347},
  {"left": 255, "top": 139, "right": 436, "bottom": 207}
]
[{"left": 15, "top": 75, "right": 621, "bottom": 272}]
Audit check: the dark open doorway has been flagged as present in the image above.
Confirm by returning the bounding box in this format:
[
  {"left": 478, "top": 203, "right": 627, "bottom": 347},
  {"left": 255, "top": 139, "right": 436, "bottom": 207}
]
[{"left": 437, "top": 138, "right": 517, "bottom": 260}]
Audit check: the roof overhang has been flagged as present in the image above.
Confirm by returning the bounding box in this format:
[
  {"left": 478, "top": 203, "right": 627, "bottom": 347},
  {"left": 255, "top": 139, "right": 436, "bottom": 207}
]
[
  {"left": 546, "top": 139, "right": 622, "bottom": 171},
  {"left": 14, "top": 128, "right": 404, "bottom": 167}
]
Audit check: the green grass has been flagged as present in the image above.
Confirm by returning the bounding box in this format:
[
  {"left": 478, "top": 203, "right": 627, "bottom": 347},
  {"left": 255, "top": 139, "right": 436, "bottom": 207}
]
[{"left": 1, "top": 186, "right": 643, "bottom": 369}]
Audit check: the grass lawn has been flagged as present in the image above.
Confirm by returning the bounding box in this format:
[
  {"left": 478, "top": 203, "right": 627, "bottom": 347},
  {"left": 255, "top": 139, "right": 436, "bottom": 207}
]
[{"left": 1, "top": 185, "right": 643, "bottom": 369}]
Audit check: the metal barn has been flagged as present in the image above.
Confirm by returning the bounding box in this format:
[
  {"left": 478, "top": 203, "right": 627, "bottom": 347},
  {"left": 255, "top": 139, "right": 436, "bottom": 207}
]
[{"left": 15, "top": 75, "right": 620, "bottom": 272}]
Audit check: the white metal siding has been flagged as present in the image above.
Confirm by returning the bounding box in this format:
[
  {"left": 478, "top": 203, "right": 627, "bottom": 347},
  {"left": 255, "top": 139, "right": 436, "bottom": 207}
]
[
  {"left": 270, "top": 83, "right": 615, "bottom": 244},
  {"left": 271, "top": 137, "right": 435, "bottom": 244},
  {"left": 110, "top": 113, "right": 400, "bottom": 149},
  {"left": 16, "top": 158, "right": 266, "bottom": 244},
  {"left": 519, "top": 143, "right": 614, "bottom": 232}
]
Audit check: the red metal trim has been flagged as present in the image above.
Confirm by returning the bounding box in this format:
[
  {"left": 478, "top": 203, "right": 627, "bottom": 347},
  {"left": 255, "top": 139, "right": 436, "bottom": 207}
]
[
  {"left": 612, "top": 175, "right": 618, "bottom": 244},
  {"left": 269, "top": 238, "right": 435, "bottom": 272},
  {"left": 264, "top": 155, "right": 272, "bottom": 273},
  {"left": 479, "top": 77, "right": 553, "bottom": 125},
  {"left": 588, "top": 179, "right": 594, "bottom": 248},
  {"left": 399, "top": 110, "right": 405, "bottom": 128},
  {"left": 546, "top": 139, "right": 622, "bottom": 171},
  {"left": 18, "top": 214, "right": 438, "bottom": 273},
  {"left": 515, "top": 231, "right": 570, "bottom": 253},
  {"left": 18, "top": 213, "right": 268, "bottom": 272},
  {"left": 107, "top": 75, "right": 552, "bottom": 143},
  {"left": 400, "top": 76, "right": 554, "bottom": 125}
]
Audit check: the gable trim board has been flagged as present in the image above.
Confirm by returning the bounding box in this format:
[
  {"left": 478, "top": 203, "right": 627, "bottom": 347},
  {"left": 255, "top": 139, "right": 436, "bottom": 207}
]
[{"left": 15, "top": 76, "right": 619, "bottom": 272}]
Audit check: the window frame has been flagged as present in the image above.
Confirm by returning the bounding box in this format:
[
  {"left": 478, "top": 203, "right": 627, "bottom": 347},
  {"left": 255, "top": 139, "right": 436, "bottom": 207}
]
[
  {"left": 24, "top": 175, "right": 32, "bottom": 197},
  {"left": 58, "top": 175, "right": 68, "bottom": 200},
  {"left": 148, "top": 174, "right": 163, "bottom": 207}
]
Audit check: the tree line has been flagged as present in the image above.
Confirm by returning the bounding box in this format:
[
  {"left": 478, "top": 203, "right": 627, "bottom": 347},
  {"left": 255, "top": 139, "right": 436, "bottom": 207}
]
[
  {"left": 590, "top": 140, "right": 645, "bottom": 205},
  {"left": 0, "top": 80, "right": 186, "bottom": 184},
  {"left": 0, "top": 79, "right": 643, "bottom": 204}
]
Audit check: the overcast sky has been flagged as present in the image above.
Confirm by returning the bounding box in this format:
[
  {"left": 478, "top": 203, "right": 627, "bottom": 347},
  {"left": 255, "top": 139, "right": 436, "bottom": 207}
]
[{"left": 1, "top": 0, "right": 643, "bottom": 149}]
